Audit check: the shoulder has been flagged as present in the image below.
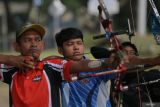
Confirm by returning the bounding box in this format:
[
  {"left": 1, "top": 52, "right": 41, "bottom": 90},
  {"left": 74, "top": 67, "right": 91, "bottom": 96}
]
[
  {"left": 42, "top": 56, "right": 70, "bottom": 69},
  {"left": 43, "top": 55, "right": 64, "bottom": 61},
  {"left": 43, "top": 56, "right": 65, "bottom": 64}
]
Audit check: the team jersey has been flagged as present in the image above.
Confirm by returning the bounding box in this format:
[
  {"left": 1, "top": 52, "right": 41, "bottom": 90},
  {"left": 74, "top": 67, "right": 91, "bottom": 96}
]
[
  {"left": 61, "top": 57, "right": 115, "bottom": 107},
  {"left": 0, "top": 58, "right": 72, "bottom": 107}
]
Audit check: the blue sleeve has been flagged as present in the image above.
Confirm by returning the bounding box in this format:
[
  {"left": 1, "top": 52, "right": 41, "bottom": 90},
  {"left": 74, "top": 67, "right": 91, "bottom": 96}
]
[{"left": 151, "top": 13, "right": 160, "bottom": 45}]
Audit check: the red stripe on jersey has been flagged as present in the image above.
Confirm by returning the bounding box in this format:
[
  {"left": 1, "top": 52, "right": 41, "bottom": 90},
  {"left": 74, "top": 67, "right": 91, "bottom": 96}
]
[
  {"left": 45, "top": 58, "right": 64, "bottom": 65},
  {"left": 0, "top": 73, "right": 2, "bottom": 80},
  {"left": 44, "top": 58, "right": 76, "bottom": 81},
  {"left": 63, "top": 61, "right": 74, "bottom": 81},
  {"left": 0, "top": 64, "right": 3, "bottom": 80}
]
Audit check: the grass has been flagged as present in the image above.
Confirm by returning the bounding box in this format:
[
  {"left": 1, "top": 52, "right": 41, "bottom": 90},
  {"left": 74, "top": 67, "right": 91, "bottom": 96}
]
[{"left": 0, "top": 82, "right": 9, "bottom": 107}]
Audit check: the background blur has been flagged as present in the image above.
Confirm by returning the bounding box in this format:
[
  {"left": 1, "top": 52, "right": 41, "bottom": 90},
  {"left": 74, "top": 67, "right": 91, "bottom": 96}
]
[{"left": 0, "top": 0, "right": 160, "bottom": 106}]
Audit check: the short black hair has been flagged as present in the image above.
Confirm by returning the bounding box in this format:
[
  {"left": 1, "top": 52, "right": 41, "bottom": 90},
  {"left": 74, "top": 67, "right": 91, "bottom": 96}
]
[
  {"left": 120, "top": 42, "right": 138, "bottom": 55},
  {"left": 55, "top": 28, "right": 83, "bottom": 47}
]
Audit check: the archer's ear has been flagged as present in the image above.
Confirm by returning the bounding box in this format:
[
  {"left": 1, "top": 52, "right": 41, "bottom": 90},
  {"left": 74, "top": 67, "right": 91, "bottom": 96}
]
[
  {"left": 58, "top": 47, "right": 63, "bottom": 55},
  {"left": 13, "top": 42, "right": 20, "bottom": 52}
]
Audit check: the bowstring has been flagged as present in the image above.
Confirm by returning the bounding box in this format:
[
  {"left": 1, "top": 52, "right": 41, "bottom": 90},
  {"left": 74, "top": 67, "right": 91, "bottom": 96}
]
[
  {"left": 129, "top": 0, "right": 155, "bottom": 106},
  {"left": 131, "top": 0, "right": 160, "bottom": 106},
  {"left": 143, "top": 0, "right": 160, "bottom": 106},
  {"left": 137, "top": 3, "right": 155, "bottom": 101},
  {"left": 129, "top": 0, "right": 143, "bottom": 106},
  {"left": 129, "top": 0, "right": 136, "bottom": 34},
  {"left": 142, "top": 76, "right": 154, "bottom": 107},
  {"left": 149, "top": 0, "right": 160, "bottom": 24}
]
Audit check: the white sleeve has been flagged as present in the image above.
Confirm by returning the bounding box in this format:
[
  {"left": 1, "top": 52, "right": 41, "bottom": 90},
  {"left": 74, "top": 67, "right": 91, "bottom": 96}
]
[
  {"left": 0, "top": 64, "right": 4, "bottom": 81},
  {"left": 0, "top": 64, "right": 12, "bottom": 81}
]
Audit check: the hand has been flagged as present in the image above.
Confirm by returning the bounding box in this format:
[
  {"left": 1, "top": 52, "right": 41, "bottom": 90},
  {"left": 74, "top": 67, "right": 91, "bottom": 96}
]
[
  {"left": 108, "top": 53, "right": 121, "bottom": 69},
  {"left": 127, "top": 55, "right": 160, "bottom": 66},
  {"left": 7, "top": 55, "right": 35, "bottom": 69}
]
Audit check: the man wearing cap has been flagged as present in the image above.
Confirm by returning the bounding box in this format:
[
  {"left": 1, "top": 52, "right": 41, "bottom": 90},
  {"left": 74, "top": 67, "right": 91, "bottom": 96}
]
[
  {"left": 0, "top": 23, "right": 65, "bottom": 107},
  {"left": 0, "top": 24, "right": 44, "bottom": 68},
  {"left": 0, "top": 23, "right": 123, "bottom": 107}
]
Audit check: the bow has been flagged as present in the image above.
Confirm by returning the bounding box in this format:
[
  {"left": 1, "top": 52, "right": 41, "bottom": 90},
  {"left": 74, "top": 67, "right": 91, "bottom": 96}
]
[
  {"left": 96, "top": 0, "right": 125, "bottom": 94},
  {"left": 149, "top": 0, "right": 160, "bottom": 24},
  {"left": 65, "top": 1, "right": 134, "bottom": 93},
  {"left": 71, "top": 0, "right": 133, "bottom": 82},
  {"left": 93, "top": 0, "right": 136, "bottom": 106},
  {"left": 95, "top": 0, "right": 134, "bottom": 50},
  {"left": 149, "top": 0, "right": 160, "bottom": 45}
]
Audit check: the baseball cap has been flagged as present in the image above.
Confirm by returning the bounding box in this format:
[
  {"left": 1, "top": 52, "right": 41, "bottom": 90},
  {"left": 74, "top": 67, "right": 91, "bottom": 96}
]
[{"left": 16, "top": 23, "right": 46, "bottom": 39}]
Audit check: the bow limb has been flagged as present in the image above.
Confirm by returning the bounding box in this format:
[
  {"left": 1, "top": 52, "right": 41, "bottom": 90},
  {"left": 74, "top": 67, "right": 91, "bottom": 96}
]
[
  {"left": 97, "top": 0, "right": 121, "bottom": 53},
  {"left": 149, "top": 0, "right": 160, "bottom": 24},
  {"left": 98, "top": 0, "right": 111, "bottom": 31}
]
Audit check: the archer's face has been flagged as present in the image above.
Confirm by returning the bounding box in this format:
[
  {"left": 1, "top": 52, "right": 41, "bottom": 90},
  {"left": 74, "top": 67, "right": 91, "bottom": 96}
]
[
  {"left": 15, "top": 30, "right": 44, "bottom": 59},
  {"left": 122, "top": 46, "right": 136, "bottom": 56},
  {"left": 59, "top": 38, "right": 85, "bottom": 61}
]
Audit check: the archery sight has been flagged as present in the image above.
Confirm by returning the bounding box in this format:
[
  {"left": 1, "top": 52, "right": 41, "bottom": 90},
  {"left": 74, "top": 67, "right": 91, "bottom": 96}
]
[{"left": 93, "top": 19, "right": 134, "bottom": 41}]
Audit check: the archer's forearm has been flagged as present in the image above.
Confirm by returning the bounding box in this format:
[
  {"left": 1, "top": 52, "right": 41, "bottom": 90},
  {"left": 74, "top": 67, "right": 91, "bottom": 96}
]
[
  {"left": 0, "top": 54, "right": 11, "bottom": 65},
  {"left": 139, "top": 56, "right": 160, "bottom": 65},
  {"left": 70, "top": 58, "right": 118, "bottom": 74},
  {"left": 0, "top": 54, "right": 35, "bottom": 70}
]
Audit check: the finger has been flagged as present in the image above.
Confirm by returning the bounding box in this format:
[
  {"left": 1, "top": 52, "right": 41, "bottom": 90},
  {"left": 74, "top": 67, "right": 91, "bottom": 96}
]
[
  {"left": 19, "top": 62, "right": 34, "bottom": 69},
  {"left": 23, "top": 63, "right": 35, "bottom": 69},
  {"left": 24, "top": 60, "right": 35, "bottom": 66},
  {"left": 23, "top": 56, "right": 34, "bottom": 62},
  {"left": 17, "top": 62, "right": 25, "bottom": 72}
]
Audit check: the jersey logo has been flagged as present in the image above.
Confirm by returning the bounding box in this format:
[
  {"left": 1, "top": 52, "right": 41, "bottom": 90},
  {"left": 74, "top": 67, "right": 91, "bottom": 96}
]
[{"left": 33, "top": 75, "right": 42, "bottom": 82}]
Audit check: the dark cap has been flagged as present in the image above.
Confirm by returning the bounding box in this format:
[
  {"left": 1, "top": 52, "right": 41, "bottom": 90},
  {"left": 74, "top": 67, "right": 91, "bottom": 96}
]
[{"left": 16, "top": 23, "right": 46, "bottom": 39}]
